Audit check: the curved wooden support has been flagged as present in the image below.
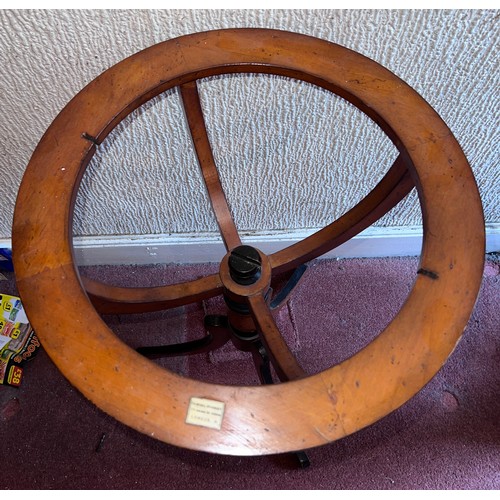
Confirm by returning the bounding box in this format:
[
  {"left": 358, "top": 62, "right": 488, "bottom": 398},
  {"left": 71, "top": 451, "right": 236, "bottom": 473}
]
[
  {"left": 247, "top": 293, "right": 306, "bottom": 382},
  {"left": 82, "top": 155, "right": 412, "bottom": 314},
  {"left": 12, "top": 29, "right": 484, "bottom": 457},
  {"left": 180, "top": 81, "right": 242, "bottom": 251},
  {"left": 270, "top": 154, "right": 414, "bottom": 272},
  {"left": 83, "top": 273, "right": 223, "bottom": 314}
]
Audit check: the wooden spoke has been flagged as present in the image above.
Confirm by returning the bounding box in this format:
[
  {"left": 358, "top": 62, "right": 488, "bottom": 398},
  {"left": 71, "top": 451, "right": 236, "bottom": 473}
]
[
  {"left": 82, "top": 273, "right": 223, "bottom": 314},
  {"left": 270, "top": 154, "right": 414, "bottom": 272},
  {"left": 247, "top": 293, "right": 306, "bottom": 382},
  {"left": 180, "top": 81, "right": 242, "bottom": 251},
  {"left": 82, "top": 156, "right": 411, "bottom": 314}
]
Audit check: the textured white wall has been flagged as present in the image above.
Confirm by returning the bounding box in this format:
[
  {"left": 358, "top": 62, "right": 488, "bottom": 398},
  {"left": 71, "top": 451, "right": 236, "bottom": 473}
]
[{"left": 0, "top": 9, "right": 498, "bottom": 239}]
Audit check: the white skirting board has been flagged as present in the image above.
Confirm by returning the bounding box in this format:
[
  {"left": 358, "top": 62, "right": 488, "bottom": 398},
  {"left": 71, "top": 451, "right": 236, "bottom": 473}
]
[
  {"left": 73, "top": 226, "right": 426, "bottom": 266},
  {"left": 2, "top": 224, "right": 499, "bottom": 267}
]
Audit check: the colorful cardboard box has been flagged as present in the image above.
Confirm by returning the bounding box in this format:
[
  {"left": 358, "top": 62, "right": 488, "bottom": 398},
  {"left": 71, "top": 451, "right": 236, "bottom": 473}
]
[{"left": 0, "top": 293, "right": 40, "bottom": 386}]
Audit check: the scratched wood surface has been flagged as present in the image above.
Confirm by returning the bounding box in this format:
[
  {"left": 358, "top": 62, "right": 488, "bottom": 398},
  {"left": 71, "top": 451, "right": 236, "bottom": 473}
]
[{"left": 12, "top": 29, "right": 484, "bottom": 455}]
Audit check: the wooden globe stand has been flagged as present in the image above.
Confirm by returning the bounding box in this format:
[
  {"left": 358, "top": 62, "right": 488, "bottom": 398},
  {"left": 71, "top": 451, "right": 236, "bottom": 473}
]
[{"left": 12, "top": 29, "right": 484, "bottom": 461}]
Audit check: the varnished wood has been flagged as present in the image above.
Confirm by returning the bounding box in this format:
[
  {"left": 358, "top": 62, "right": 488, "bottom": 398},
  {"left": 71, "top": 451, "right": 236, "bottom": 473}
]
[
  {"left": 82, "top": 273, "right": 223, "bottom": 314},
  {"left": 83, "top": 156, "right": 412, "bottom": 314},
  {"left": 218, "top": 248, "right": 272, "bottom": 301},
  {"left": 247, "top": 293, "right": 306, "bottom": 382},
  {"left": 270, "top": 154, "right": 414, "bottom": 272},
  {"left": 180, "top": 81, "right": 242, "bottom": 251},
  {"left": 12, "top": 29, "right": 485, "bottom": 456}
]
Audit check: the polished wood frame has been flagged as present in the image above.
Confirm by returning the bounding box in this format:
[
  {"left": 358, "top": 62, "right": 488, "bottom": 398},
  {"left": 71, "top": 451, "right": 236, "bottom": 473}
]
[{"left": 12, "top": 29, "right": 484, "bottom": 456}]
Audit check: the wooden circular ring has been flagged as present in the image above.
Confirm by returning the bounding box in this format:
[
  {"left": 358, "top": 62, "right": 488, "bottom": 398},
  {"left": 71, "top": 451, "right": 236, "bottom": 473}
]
[{"left": 13, "top": 29, "right": 485, "bottom": 456}]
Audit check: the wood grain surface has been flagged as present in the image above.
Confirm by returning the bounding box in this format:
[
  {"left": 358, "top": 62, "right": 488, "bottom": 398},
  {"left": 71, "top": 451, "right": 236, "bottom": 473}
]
[{"left": 12, "top": 29, "right": 484, "bottom": 456}]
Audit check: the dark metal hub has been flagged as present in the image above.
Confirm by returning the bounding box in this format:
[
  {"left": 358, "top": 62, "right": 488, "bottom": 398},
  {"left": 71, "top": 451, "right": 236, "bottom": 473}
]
[{"left": 228, "top": 245, "right": 262, "bottom": 285}]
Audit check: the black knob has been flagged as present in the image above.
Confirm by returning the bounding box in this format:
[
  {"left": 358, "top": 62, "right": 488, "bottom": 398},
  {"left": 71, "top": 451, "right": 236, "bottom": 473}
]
[{"left": 228, "top": 245, "right": 262, "bottom": 285}]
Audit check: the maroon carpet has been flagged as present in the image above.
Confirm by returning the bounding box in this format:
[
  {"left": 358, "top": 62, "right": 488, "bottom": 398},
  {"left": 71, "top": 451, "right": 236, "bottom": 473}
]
[{"left": 1, "top": 256, "right": 499, "bottom": 489}]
